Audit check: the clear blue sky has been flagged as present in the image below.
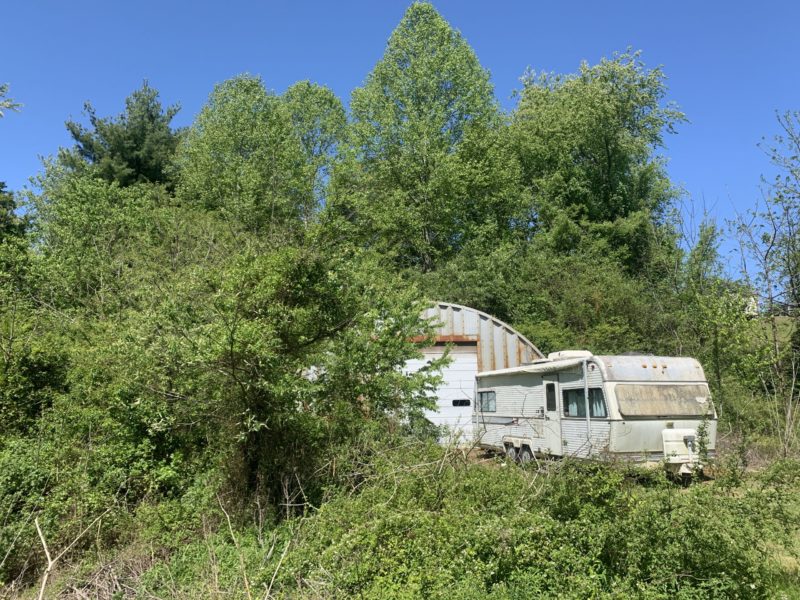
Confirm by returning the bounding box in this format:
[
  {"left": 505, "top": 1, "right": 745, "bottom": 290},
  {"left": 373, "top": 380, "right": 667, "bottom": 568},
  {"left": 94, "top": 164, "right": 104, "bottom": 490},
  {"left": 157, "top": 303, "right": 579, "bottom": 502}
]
[{"left": 3, "top": 1, "right": 799, "bottom": 246}]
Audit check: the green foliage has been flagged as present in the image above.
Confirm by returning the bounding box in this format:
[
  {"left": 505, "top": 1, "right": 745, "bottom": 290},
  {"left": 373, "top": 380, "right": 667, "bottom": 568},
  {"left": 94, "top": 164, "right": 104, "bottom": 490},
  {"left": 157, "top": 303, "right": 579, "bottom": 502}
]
[
  {"left": 514, "top": 49, "right": 684, "bottom": 222},
  {"left": 512, "top": 50, "right": 685, "bottom": 272},
  {"left": 424, "top": 236, "right": 666, "bottom": 355},
  {"left": 732, "top": 111, "right": 800, "bottom": 455},
  {"left": 0, "top": 183, "right": 24, "bottom": 242},
  {"left": 2, "top": 103, "right": 444, "bottom": 586},
  {"left": 283, "top": 81, "right": 347, "bottom": 206},
  {"left": 29, "top": 174, "right": 168, "bottom": 314},
  {"left": 335, "top": 2, "right": 523, "bottom": 272},
  {"left": 0, "top": 301, "right": 65, "bottom": 436},
  {"left": 177, "top": 75, "right": 312, "bottom": 235},
  {"left": 411, "top": 47, "right": 696, "bottom": 358},
  {"left": 0, "top": 183, "right": 64, "bottom": 438},
  {"left": 60, "top": 82, "right": 181, "bottom": 187},
  {"left": 125, "top": 448, "right": 799, "bottom": 600},
  {"left": 0, "top": 83, "right": 21, "bottom": 117}
]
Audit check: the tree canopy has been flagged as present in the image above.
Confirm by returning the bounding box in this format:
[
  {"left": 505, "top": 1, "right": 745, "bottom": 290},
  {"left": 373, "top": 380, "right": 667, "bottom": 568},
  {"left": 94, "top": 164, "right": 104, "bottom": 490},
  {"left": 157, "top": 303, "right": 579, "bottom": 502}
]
[
  {"left": 60, "top": 81, "right": 182, "bottom": 187},
  {"left": 511, "top": 51, "right": 685, "bottom": 273},
  {"left": 284, "top": 80, "right": 347, "bottom": 208},
  {"left": 176, "top": 75, "right": 312, "bottom": 235},
  {"left": 334, "top": 2, "right": 523, "bottom": 272}
]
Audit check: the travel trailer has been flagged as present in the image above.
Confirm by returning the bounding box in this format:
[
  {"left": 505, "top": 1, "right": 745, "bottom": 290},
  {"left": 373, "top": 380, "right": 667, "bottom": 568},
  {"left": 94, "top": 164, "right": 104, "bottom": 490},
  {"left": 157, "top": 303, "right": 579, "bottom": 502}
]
[{"left": 473, "top": 351, "right": 716, "bottom": 474}]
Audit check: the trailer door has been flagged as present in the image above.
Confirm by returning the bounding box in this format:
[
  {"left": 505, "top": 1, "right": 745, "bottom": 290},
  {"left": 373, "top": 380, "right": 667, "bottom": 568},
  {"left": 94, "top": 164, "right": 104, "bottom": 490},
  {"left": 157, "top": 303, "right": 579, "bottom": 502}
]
[{"left": 543, "top": 375, "right": 563, "bottom": 455}]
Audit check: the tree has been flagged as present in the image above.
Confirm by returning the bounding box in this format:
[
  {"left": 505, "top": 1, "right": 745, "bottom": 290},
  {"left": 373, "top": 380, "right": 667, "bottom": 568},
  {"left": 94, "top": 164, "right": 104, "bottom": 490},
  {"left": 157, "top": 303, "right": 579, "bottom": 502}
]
[
  {"left": 676, "top": 222, "right": 757, "bottom": 419},
  {"left": 1, "top": 83, "right": 24, "bottom": 242},
  {"left": 763, "top": 111, "right": 800, "bottom": 319},
  {"left": 734, "top": 111, "right": 800, "bottom": 455},
  {"left": 334, "top": 2, "right": 523, "bottom": 272},
  {"left": 511, "top": 51, "right": 685, "bottom": 272},
  {"left": 60, "top": 82, "right": 181, "bottom": 187},
  {"left": 283, "top": 81, "right": 347, "bottom": 210},
  {"left": 0, "top": 183, "right": 24, "bottom": 242},
  {"left": 0, "top": 83, "right": 21, "bottom": 117},
  {"left": 6, "top": 117, "right": 442, "bottom": 583},
  {"left": 176, "top": 75, "right": 311, "bottom": 236}
]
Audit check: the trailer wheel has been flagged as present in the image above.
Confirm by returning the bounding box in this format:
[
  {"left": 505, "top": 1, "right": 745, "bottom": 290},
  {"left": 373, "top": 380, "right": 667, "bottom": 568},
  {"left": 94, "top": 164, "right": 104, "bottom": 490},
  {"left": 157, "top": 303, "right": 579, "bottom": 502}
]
[
  {"left": 518, "top": 446, "right": 533, "bottom": 464},
  {"left": 504, "top": 444, "right": 517, "bottom": 461}
]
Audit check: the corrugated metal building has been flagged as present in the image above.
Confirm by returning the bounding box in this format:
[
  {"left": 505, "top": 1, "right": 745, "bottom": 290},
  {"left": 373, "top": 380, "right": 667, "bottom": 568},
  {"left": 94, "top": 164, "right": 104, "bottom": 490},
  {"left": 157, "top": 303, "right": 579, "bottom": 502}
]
[{"left": 406, "top": 302, "right": 542, "bottom": 442}]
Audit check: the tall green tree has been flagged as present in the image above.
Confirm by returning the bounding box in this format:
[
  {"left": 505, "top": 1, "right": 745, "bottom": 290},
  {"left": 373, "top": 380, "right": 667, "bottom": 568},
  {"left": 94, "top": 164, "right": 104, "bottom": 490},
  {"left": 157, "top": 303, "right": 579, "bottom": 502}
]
[
  {"left": 283, "top": 81, "right": 347, "bottom": 209},
  {"left": 765, "top": 111, "right": 800, "bottom": 320},
  {"left": 425, "top": 52, "right": 687, "bottom": 343},
  {"left": 60, "top": 82, "right": 181, "bottom": 187},
  {"left": 512, "top": 51, "right": 685, "bottom": 272},
  {"left": 1, "top": 84, "right": 23, "bottom": 243},
  {"left": 176, "top": 75, "right": 311, "bottom": 236},
  {"left": 334, "top": 2, "right": 523, "bottom": 272},
  {"left": 0, "top": 88, "right": 66, "bottom": 462}
]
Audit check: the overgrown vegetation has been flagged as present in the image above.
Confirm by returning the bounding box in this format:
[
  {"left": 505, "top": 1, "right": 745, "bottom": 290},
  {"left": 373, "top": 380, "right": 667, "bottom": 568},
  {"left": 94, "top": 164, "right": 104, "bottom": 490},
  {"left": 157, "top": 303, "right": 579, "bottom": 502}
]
[
  {"left": 2, "top": 2, "right": 800, "bottom": 597},
  {"left": 19, "top": 442, "right": 800, "bottom": 599}
]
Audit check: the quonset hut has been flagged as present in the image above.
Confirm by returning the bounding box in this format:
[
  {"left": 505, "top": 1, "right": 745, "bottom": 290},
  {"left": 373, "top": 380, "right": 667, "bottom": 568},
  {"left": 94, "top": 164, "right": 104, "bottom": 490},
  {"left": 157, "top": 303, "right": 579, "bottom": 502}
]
[{"left": 406, "top": 302, "right": 542, "bottom": 443}]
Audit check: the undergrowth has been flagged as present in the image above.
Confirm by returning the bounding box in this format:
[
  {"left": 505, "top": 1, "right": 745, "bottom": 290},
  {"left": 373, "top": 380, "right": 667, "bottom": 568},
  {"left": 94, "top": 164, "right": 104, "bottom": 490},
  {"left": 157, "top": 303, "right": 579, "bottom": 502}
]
[{"left": 12, "top": 442, "right": 798, "bottom": 599}]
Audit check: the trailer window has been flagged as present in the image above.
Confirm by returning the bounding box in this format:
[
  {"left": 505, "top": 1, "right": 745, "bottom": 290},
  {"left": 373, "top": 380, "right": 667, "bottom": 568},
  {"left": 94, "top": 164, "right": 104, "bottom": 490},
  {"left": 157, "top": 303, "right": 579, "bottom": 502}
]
[
  {"left": 562, "top": 388, "right": 607, "bottom": 418},
  {"left": 478, "top": 391, "right": 496, "bottom": 412},
  {"left": 546, "top": 383, "right": 556, "bottom": 412},
  {"left": 615, "top": 384, "right": 711, "bottom": 417}
]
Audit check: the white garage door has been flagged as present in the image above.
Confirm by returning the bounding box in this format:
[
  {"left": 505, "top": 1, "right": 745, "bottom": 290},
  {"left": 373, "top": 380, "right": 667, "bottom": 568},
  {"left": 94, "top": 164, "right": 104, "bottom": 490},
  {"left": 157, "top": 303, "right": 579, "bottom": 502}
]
[{"left": 405, "top": 345, "right": 478, "bottom": 443}]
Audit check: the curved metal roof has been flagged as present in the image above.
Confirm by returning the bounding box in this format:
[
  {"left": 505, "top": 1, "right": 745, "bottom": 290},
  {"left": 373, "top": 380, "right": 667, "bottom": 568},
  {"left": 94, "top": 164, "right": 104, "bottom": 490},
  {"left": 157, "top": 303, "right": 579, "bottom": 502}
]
[{"left": 423, "top": 301, "right": 543, "bottom": 371}]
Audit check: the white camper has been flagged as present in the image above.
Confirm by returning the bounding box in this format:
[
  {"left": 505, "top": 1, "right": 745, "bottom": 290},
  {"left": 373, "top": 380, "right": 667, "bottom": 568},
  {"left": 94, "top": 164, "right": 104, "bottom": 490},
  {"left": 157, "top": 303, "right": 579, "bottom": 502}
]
[{"left": 473, "top": 351, "right": 716, "bottom": 474}]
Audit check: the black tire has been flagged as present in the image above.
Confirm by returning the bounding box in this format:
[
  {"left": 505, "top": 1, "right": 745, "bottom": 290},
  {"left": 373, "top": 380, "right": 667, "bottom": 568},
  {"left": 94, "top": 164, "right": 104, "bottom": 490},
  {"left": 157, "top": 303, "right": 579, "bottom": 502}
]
[
  {"left": 519, "top": 446, "right": 533, "bottom": 464},
  {"left": 505, "top": 445, "right": 517, "bottom": 461}
]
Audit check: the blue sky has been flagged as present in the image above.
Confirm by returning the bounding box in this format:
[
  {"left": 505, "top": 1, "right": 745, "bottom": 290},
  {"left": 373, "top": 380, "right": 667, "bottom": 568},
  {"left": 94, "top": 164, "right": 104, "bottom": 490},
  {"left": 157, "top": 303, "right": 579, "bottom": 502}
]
[{"left": 3, "top": 1, "right": 799, "bottom": 252}]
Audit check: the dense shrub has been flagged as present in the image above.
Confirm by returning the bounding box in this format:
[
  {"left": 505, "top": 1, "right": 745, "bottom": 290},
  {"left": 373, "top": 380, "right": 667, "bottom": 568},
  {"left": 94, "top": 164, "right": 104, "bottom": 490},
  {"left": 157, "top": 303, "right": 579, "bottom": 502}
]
[{"left": 125, "top": 446, "right": 800, "bottom": 600}]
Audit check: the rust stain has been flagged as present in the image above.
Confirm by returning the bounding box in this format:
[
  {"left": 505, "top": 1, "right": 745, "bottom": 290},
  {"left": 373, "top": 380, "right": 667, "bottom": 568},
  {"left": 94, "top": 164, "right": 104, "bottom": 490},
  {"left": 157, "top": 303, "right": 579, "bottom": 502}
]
[
  {"left": 408, "top": 334, "right": 477, "bottom": 343},
  {"left": 447, "top": 305, "right": 454, "bottom": 337},
  {"left": 435, "top": 335, "right": 478, "bottom": 343},
  {"left": 411, "top": 302, "right": 542, "bottom": 371},
  {"left": 488, "top": 325, "right": 496, "bottom": 371}
]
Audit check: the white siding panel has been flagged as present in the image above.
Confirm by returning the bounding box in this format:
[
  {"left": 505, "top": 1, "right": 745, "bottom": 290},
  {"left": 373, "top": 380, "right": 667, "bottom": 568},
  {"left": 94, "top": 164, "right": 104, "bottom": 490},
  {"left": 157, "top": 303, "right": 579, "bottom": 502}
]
[
  {"left": 587, "top": 362, "right": 604, "bottom": 387},
  {"left": 561, "top": 420, "right": 612, "bottom": 458},
  {"left": 485, "top": 373, "right": 543, "bottom": 416},
  {"left": 476, "top": 423, "right": 504, "bottom": 448},
  {"left": 407, "top": 346, "right": 478, "bottom": 441}
]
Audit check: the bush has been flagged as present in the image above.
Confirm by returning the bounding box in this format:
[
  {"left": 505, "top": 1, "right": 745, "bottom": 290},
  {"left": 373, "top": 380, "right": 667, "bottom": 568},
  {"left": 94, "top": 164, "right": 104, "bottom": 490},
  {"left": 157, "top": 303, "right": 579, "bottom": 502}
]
[{"left": 129, "top": 444, "right": 800, "bottom": 600}]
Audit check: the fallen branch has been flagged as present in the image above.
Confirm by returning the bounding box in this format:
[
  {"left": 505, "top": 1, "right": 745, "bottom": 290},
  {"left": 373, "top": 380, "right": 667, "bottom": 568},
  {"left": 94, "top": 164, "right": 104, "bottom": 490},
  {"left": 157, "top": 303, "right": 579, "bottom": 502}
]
[
  {"left": 264, "top": 539, "right": 290, "bottom": 600},
  {"left": 35, "top": 509, "right": 111, "bottom": 600},
  {"left": 217, "top": 494, "right": 253, "bottom": 600}
]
